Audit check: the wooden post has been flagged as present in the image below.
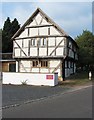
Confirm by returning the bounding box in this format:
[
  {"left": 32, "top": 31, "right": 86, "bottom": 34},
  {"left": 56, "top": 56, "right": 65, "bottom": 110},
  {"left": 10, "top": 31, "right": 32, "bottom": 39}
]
[{"left": 47, "top": 38, "right": 48, "bottom": 56}]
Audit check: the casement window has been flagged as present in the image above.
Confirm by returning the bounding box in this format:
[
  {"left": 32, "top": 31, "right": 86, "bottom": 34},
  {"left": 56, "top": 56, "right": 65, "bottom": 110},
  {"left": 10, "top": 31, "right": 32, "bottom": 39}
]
[
  {"left": 69, "top": 42, "right": 72, "bottom": 48},
  {"left": 39, "top": 38, "right": 47, "bottom": 46},
  {"left": 39, "top": 38, "right": 41, "bottom": 46},
  {"left": 43, "top": 38, "right": 47, "bottom": 46},
  {"left": 31, "top": 38, "right": 36, "bottom": 46},
  {"left": 70, "top": 62, "right": 73, "bottom": 68},
  {"left": 32, "top": 61, "right": 38, "bottom": 67},
  {"left": 41, "top": 61, "right": 48, "bottom": 67},
  {"left": 32, "top": 60, "right": 48, "bottom": 67}
]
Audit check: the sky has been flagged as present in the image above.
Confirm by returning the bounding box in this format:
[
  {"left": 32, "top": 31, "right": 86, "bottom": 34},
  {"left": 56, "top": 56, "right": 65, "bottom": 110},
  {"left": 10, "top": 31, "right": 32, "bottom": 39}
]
[{"left": 1, "top": 1, "right": 93, "bottom": 38}]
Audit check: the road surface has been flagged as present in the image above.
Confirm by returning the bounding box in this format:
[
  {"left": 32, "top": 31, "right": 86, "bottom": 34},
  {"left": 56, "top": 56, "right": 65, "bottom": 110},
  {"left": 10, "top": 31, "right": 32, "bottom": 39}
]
[{"left": 2, "top": 86, "right": 92, "bottom": 118}]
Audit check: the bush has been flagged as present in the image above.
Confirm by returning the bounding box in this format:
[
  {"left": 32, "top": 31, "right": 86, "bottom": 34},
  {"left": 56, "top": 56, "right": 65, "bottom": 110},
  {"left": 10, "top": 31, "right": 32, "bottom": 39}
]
[{"left": 21, "top": 80, "right": 27, "bottom": 85}]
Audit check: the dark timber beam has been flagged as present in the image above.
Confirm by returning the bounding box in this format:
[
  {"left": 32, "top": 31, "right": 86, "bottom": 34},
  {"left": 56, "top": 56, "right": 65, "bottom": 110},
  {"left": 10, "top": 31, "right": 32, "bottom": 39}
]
[
  {"left": 15, "top": 35, "right": 64, "bottom": 40},
  {"left": 49, "top": 39, "right": 64, "bottom": 56},
  {"left": 25, "top": 24, "right": 53, "bottom": 28},
  {"left": 14, "top": 41, "right": 27, "bottom": 56}
]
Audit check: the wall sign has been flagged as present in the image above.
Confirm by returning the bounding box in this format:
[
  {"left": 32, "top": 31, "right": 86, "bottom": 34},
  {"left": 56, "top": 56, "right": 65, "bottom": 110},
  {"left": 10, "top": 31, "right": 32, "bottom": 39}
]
[{"left": 46, "top": 75, "right": 53, "bottom": 80}]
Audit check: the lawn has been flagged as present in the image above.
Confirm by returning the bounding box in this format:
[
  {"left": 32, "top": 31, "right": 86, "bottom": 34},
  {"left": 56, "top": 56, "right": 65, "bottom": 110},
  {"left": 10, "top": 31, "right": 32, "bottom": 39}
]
[{"left": 59, "top": 71, "right": 93, "bottom": 87}]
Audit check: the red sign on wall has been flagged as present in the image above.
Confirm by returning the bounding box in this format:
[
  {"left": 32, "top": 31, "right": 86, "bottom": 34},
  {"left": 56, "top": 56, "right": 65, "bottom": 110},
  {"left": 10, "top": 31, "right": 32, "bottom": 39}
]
[{"left": 46, "top": 75, "right": 53, "bottom": 80}]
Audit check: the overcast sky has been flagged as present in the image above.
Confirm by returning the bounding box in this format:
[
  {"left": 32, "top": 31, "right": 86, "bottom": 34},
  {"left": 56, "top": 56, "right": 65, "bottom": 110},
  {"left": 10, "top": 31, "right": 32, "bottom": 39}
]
[{"left": 1, "top": 2, "right": 92, "bottom": 38}]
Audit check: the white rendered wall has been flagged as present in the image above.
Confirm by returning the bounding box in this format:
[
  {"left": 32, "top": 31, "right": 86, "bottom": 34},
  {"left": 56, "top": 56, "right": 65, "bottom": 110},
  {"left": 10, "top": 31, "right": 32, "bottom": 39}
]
[
  {"left": 56, "top": 37, "right": 64, "bottom": 45},
  {"left": 39, "top": 48, "right": 47, "bottom": 56},
  {"left": 56, "top": 48, "right": 63, "bottom": 56},
  {"left": 19, "top": 29, "right": 28, "bottom": 38},
  {"left": 48, "top": 38, "right": 55, "bottom": 46},
  {"left": 30, "top": 48, "right": 37, "bottom": 56},
  {"left": 19, "top": 60, "right": 61, "bottom": 76},
  {"left": 50, "top": 26, "right": 61, "bottom": 35},
  {"left": 50, "top": 60, "right": 60, "bottom": 67},
  {"left": 2, "top": 72, "right": 58, "bottom": 86},
  {"left": 39, "top": 27, "right": 48, "bottom": 35},
  {"left": 50, "top": 60, "right": 61, "bottom": 76}
]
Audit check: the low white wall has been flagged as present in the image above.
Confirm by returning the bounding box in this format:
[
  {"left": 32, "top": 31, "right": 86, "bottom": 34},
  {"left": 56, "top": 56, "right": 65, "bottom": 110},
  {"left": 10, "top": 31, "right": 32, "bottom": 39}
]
[{"left": 2, "top": 72, "right": 58, "bottom": 86}]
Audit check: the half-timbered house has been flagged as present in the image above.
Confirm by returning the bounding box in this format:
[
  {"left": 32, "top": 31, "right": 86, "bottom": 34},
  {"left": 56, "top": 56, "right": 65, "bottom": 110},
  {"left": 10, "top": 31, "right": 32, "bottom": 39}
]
[{"left": 12, "top": 8, "right": 78, "bottom": 80}]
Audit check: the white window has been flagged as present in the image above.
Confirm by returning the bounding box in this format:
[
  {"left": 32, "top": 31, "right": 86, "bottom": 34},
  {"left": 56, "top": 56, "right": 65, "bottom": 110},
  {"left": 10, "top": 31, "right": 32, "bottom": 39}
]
[
  {"left": 39, "top": 38, "right": 41, "bottom": 46},
  {"left": 39, "top": 38, "right": 47, "bottom": 46},
  {"left": 31, "top": 38, "right": 36, "bottom": 46},
  {"left": 43, "top": 38, "right": 47, "bottom": 46},
  {"left": 69, "top": 42, "right": 72, "bottom": 48}
]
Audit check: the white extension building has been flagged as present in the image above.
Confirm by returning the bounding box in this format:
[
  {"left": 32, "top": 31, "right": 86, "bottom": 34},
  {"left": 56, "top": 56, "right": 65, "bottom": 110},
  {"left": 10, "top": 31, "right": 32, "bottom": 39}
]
[{"left": 12, "top": 8, "right": 78, "bottom": 80}]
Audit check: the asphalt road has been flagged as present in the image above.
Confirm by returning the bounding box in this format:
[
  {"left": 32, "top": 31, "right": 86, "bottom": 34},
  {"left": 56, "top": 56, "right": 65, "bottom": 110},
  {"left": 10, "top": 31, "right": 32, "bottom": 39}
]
[
  {"left": 2, "top": 86, "right": 92, "bottom": 118},
  {"left": 2, "top": 85, "right": 70, "bottom": 107}
]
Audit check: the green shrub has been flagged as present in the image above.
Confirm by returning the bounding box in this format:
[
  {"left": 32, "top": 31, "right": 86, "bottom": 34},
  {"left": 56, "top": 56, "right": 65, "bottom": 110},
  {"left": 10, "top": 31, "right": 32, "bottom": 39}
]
[{"left": 21, "top": 80, "right": 27, "bottom": 85}]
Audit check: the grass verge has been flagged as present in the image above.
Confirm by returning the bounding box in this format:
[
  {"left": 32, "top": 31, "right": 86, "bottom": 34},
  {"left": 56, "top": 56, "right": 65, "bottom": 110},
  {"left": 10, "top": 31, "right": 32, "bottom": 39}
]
[{"left": 59, "top": 71, "right": 93, "bottom": 87}]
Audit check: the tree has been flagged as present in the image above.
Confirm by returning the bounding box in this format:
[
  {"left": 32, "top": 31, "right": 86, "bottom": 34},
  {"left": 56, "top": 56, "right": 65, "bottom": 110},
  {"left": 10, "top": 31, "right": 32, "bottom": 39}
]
[
  {"left": 8, "top": 18, "right": 20, "bottom": 52},
  {"left": 75, "top": 30, "right": 94, "bottom": 71},
  {"left": 11, "top": 18, "right": 20, "bottom": 35},
  {"left": 2, "top": 17, "right": 12, "bottom": 53},
  {"left": 2, "top": 17, "right": 20, "bottom": 53}
]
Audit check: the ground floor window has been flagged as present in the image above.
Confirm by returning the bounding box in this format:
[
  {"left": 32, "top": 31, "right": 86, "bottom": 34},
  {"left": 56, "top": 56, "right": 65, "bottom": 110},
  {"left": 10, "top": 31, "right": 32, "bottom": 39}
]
[
  {"left": 32, "top": 61, "right": 38, "bottom": 67},
  {"left": 32, "top": 60, "right": 48, "bottom": 67},
  {"left": 41, "top": 61, "right": 48, "bottom": 67}
]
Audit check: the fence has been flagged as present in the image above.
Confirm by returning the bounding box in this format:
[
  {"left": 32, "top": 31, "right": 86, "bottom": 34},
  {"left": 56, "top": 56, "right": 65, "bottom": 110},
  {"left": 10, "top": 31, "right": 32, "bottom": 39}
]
[{"left": 2, "top": 72, "right": 58, "bottom": 86}]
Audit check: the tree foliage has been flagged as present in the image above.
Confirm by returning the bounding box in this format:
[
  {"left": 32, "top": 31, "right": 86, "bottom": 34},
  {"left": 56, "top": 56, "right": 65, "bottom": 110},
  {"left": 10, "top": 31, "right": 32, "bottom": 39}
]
[
  {"left": 2, "top": 17, "right": 20, "bottom": 53},
  {"left": 75, "top": 30, "right": 94, "bottom": 71}
]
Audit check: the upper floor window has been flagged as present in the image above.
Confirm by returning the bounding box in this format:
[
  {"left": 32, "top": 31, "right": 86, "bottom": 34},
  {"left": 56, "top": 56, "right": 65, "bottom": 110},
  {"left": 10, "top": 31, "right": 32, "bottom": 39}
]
[
  {"left": 39, "top": 38, "right": 47, "bottom": 46},
  {"left": 70, "top": 62, "right": 73, "bottom": 68},
  {"left": 69, "top": 42, "right": 72, "bottom": 48},
  {"left": 43, "top": 38, "right": 47, "bottom": 46},
  {"left": 31, "top": 38, "right": 36, "bottom": 46},
  {"left": 39, "top": 38, "right": 41, "bottom": 46}
]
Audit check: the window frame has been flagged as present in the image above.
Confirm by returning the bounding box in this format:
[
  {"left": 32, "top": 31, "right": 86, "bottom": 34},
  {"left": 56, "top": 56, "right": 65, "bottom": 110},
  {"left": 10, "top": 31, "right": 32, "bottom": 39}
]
[
  {"left": 32, "top": 60, "right": 48, "bottom": 68},
  {"left": 39, "top": 38, "right": 47, "bottom": 46},
  {"left": 31, "top": 38, "right": 36, "bottom": 46},
  {"left": 41, "top": 60, "right": 48, "bottom": 68},
  {"left": 32, "top": 60, "right": 39, "bottom": 67}
]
